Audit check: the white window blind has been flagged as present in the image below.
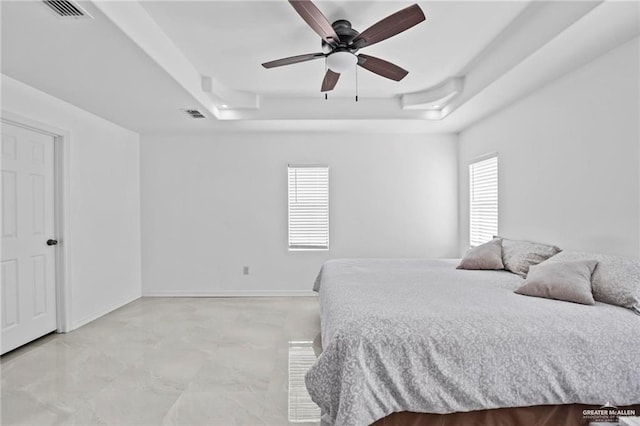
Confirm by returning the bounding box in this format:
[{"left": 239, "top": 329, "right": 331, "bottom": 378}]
[
  {"left": 469, "top": 155, "right": 498, "bottom": 247},
  {"left": 288, "top": 165, "right": 329, "bottom": 250}
]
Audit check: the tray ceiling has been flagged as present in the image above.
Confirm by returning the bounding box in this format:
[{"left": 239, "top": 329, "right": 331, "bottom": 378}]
[{"left": 1, "top": 0, "right": 638, "bottom": 133}]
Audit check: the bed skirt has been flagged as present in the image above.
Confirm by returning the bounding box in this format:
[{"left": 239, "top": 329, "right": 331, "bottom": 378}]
[{"left": 370, "top": 404, "right": 640, "bottom": 426}]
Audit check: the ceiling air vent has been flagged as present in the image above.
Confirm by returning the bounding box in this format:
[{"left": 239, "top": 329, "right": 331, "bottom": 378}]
[
  {"left": 42, "top": 0, "right": 93, "bottom": 19},
  {"left": 184, "top": 109, "right": 206, "bottom": 119}
]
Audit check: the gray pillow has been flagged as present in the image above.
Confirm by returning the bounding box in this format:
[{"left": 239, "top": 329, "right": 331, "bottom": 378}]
[
  {"left": 499, "top": 237, "right": 561, "bottom": 277},
  {"left": 457, "top": 238, "right": 504, "bottom": 270},
  {"left": 547, "top": 251, "right": 640, "bottom": 314},
  {"left": 515, "top": 260, "right": 597, "bottom": 305}
]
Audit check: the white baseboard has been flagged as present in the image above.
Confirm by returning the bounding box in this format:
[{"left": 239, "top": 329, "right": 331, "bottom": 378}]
[
  {"left": 142, "top": 290, "right": 317, "bottom": 297},
  {"left": 68, "top": 293, "right": 141, "bottom": 331}
]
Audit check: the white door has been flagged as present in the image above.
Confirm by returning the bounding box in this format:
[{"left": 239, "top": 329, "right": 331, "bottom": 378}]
[{"left": 1, "top": 122, "right": 57, "bottom": 354}]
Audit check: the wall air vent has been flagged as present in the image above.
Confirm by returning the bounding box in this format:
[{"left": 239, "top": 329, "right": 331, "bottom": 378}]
[
  {"left": 184, "top": 109, "right": 206, "bottom": 119},
  {"left": 43, "top": 0, "right": 93, "bottom": 19}
]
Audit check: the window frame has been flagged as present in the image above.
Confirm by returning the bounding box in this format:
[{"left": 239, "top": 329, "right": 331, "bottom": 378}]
[
  {"left": 287, "top": 164, "right": 330, "bottom": 251},
  {"left": 469, "top": 154, "right": 498, "bottom": 248}
]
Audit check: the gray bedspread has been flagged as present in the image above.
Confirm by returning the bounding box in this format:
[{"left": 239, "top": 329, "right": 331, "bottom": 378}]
[{"left": 305, "top": 258, "right": 640, "bottom": 426}]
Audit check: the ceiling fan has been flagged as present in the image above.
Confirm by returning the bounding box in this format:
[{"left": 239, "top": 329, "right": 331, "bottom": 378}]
[{"left": 262, "top": 1, "right": 426, "bottom": 92}]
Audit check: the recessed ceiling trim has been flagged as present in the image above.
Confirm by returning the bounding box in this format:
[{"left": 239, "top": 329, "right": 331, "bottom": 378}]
[
  {"left": 215, "top": 97, "right": 439, "bottom": 121},
  {"left": 201, "top": 76, "right": 258, "bottom": 110},
  {"left": 61, "top": 0, "right": 636, "bottom": 130},
  {"left": 92, "top": 1, "right": 258, "bottom": 115},
  {"left": 401, "top": 78, "right": 464, "bottom": 111},
  {"left": 91, "top": 1, "right": 220, "bottom": 117},
  {"left": 447, "top": 0, "right": 640, "bottom": 131},
  {"left": 444, "top": 0, "right": 602, "bottom": 119}
]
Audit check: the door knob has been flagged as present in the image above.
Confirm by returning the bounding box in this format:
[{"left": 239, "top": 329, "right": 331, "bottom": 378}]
[{"left": 46, "top": 239, "right": 58, "bottom": 246}]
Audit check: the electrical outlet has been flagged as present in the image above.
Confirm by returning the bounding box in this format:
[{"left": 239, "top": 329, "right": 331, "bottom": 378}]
[{"left": 243, "top": 266, "right": 250, "bottom": 275}]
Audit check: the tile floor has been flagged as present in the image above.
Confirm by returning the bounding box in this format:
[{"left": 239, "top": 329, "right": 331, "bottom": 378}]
[{"left": 1, "top": 297, "right": 322, "bottom": 425}]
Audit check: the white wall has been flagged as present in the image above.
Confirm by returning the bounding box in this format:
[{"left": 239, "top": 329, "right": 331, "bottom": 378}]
[
  {"left": 1, "top": 75, "right": 142, "bottom": 330},
  {"left": 141, "top": 132, "right": 458, "bottom": 295},
  {"left": 458, "top": 37, "right": 640, "bottom": 256}
]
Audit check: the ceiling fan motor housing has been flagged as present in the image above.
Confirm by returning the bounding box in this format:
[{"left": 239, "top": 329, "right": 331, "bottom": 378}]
[{"left": 321, "top": 20, "right": 360, "bottom": 53}]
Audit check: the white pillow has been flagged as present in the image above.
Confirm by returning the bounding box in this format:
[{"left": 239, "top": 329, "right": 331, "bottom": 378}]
[
  {"left": 546, "top": 251, "right": 640, "bottom": 315},
  {"left": 457, "top": 238, "right": 504, "bottom": 270},
  {"left": 515, "top": 260, "right": 597, "bottom": 305},
  {"left": 499, "top": 237, "right": 561, "bottom": 277}
]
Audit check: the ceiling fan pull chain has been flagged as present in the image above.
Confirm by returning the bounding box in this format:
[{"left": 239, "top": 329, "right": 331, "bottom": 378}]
[
  {"left": 325, "top": 58, "right": 329, "bottom": 100},
  {"left": 355, "top": 62, "right": 359, "bottom": 102}
]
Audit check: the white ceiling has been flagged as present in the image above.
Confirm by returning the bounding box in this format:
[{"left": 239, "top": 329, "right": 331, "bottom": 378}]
[
  {"left": 139, "top": 1, "right": 528, "bottom": 98},
  {"left": 1, "top": 0, "right": 215, "bottom": 133},
  {"left": 1, "top": 0, "right": 638, "bottom": 133}
]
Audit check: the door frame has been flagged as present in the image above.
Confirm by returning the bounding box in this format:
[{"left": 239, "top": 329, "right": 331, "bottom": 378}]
[{"left": 1, "top": 111, "right": 71, "bottom": 333}]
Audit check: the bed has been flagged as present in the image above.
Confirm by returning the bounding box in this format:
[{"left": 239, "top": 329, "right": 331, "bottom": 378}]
[{"left": 305, "top": 258, "right": 640, "bottom": 426}]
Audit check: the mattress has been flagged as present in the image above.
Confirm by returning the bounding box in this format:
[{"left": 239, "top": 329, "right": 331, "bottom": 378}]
[{"left": 305, "top": 258, "right": 640, "bottom": 426}]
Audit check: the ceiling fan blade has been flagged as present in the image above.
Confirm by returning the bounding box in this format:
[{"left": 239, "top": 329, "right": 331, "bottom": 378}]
[
  {"left": 289, "top": 0, "right": 340, "bottom": 46},
  {"left": 352, "top": 4, "right": 425, "bottom": 49},
  {"left": 357, "top": 54, "right": 408, "bottom": 81},
  {"left": 262, "top": 53, "right": 325, "bottom": 68},
  {"left": 321, "top": 69, "right": 340, "bottom": 92}
]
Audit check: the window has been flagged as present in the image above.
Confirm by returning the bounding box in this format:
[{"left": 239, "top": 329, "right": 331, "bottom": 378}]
[
  {"left": 288, "top": 165, "right": 329, "bottom": 250},
  {"left": 469, "top": 155, "right": 498, "bottom": 247}
]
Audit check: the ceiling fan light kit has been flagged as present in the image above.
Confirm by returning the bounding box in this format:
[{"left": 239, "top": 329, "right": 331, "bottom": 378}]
[
  {"left": 326, "top": 51, "right": 357, "bottom": 74},
  {"left": 262, "top": 0, "right": 426, "bottom": 95}
]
